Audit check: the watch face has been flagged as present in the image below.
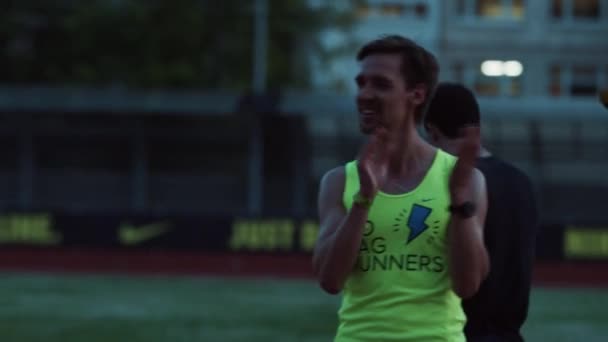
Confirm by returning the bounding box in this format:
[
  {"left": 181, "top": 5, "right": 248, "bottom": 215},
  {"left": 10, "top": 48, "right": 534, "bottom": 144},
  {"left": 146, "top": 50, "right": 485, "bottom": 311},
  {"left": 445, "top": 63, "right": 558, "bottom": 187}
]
[{"left": 462, "top": 202, "right": 475, "bottom": 217}]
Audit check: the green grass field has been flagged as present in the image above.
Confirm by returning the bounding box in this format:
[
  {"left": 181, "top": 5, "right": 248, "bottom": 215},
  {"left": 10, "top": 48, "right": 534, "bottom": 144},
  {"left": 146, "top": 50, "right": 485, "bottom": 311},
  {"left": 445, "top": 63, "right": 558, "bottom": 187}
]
[{"left": 1, "top": 272, "right": 606, "bottom": 342}]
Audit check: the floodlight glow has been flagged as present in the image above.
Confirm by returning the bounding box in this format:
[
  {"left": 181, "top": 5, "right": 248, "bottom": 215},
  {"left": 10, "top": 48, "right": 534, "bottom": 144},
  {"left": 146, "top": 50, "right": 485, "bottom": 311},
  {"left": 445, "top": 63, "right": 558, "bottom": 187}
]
[
  {"left": 481, "top": 60, "right": 503, "bottom": 77},
  {"left": 503, "top": 60, "right": 523, "bottom": 77}
]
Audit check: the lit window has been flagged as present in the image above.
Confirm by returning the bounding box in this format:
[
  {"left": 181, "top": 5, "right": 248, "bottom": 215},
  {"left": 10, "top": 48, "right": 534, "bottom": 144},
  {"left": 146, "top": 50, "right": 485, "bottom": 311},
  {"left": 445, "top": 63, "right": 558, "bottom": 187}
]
[
  {"left": 373, "top": 2, "right": 428, "bottom": 18},
  {"left": 571, "top": 66, "right": 597, "bottom": 96},
  {"left": 451, "top": 61, "right": 524, "bottom": 97},
  {"left": 380, "top": 3, "right": 405, "bottom": 16},
  {"left": 476, "top": 0, "right": 503, "bottom": 17},
  {"left": 356, "top": 3, "right": 372, "bottom": 18},
  {"left": 512, "top": 0, "right": 525, "bottom": 17},
  {"left": 475, "top": 75, "right": 522, "bottom": 97},
  {"left": 475, "top": 75, "right": 501, "bottom": 96},
  {"left": 459, "top": 0, "right": 525, "bottom": 19}
]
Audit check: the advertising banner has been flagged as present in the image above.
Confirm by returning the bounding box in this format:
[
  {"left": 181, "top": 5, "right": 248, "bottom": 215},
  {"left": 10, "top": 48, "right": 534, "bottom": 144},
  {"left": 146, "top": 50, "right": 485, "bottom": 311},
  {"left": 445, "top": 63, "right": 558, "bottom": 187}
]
[{"left": 0, "top": 212, "right": 606, "bottom": 261}]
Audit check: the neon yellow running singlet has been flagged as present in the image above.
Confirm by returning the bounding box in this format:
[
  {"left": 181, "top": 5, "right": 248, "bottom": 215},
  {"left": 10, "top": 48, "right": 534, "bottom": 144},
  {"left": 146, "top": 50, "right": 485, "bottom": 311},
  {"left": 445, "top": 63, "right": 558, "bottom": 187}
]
[{"left": 335, "top": 149, "right": 465, "bottom": 342}]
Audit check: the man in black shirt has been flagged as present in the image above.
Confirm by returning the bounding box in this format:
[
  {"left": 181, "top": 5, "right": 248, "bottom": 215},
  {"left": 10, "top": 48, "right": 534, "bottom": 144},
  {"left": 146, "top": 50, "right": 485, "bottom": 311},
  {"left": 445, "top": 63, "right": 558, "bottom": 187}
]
[{"left": 423, "top": 82, "right": 540, "bottom": 341}]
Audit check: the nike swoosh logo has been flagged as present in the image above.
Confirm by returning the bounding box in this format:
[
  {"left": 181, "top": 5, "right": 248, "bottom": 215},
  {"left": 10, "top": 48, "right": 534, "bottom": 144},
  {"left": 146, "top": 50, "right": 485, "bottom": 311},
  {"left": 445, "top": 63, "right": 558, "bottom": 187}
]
[
  {"left": 421, "top": 198, "right": 434, "bottom": 202},
  {"left": 118, "top": 221, "right": 170, "bottom": 245}
]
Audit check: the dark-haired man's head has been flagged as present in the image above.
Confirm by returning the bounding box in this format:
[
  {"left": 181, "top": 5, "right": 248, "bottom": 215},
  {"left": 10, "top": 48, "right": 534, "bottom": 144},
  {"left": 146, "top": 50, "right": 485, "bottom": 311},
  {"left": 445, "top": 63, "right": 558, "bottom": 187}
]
[
  {"left": 355, "top": 35, "right": 439, "bottom": 134},
  {"left": 424, "top": 82, "right": 481, "bottom": 155}
]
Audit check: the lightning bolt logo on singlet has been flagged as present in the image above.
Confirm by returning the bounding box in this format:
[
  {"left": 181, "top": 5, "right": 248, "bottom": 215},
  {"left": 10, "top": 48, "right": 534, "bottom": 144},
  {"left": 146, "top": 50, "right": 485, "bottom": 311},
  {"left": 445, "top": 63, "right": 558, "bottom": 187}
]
[{"left": 406, "top": 204, "right": 432, "bottom": 243}]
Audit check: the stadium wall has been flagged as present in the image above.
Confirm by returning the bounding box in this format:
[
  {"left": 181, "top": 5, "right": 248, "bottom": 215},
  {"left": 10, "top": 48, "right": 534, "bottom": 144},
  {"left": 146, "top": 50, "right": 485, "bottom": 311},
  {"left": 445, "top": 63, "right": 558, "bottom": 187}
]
[{"left": 0, "top": 212, "right": 606, "bottom": 286}]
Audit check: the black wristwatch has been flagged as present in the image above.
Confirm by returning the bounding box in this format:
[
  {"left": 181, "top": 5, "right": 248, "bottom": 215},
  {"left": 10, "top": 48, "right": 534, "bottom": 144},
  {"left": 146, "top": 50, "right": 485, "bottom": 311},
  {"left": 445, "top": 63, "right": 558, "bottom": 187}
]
[{"left": 448, "top": 201, "right": 476, "bottom": 219}]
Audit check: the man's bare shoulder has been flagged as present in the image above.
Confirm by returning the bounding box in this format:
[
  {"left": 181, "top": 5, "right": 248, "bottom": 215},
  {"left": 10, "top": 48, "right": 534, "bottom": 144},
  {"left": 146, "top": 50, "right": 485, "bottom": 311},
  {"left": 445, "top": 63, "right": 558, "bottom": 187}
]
[
  {"left": 321, "top": 166, "right": 345, "bottom": 183},
  {"left": 471, "top": 167, "right": 487, "bottom": 196},
  {"left": 472, "top": 167, "right": 486, "bottom": 182},
  {"left": 319, "top": 166, "right": 346, "bottom": 195},
  {"left": 318, "top": 166, "right": 348, "bottom": 220}
]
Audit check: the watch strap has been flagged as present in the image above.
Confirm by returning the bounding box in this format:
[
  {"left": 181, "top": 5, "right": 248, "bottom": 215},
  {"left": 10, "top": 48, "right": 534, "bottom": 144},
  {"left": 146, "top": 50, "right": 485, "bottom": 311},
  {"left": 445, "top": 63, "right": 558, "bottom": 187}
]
[
  {"left": 353, "top": 192, "right": 374, "bottom": 209},
  {"left": 448, "top": 201, "right": 476, "bottom": 219}
]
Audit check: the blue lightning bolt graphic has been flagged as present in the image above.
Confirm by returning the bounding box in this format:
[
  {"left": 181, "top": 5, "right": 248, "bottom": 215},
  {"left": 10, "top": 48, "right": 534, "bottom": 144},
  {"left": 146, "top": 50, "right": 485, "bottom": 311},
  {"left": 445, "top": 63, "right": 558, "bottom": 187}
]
[{"left": 406, "top": 204, "right": 432, "bottom": 243}]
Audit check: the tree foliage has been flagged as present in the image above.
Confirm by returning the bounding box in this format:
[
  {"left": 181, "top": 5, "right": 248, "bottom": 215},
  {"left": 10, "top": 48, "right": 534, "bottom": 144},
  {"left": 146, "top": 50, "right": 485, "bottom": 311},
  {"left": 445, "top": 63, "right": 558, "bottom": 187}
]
[{"left": 0, "top": 0, "right": 358, "bottom": 90}]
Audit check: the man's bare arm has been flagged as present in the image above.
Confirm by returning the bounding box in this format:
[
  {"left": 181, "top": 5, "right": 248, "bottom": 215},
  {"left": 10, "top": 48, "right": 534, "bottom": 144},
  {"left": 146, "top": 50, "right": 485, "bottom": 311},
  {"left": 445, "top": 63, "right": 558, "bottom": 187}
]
[
  {"left": 448, "top": 168, "right": 490, "bottom": 299},
  {"left": 312, "top": 167, "right": 369, "bottom": 295}
]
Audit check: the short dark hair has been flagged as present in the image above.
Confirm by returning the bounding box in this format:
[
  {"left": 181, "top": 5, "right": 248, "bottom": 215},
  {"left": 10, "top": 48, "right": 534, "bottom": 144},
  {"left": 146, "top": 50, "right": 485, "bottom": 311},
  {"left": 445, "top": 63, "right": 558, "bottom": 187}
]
[
  {"left": 356, "top": 35, "right": 439, "bottom": 123},
  {"left": 424, "top": 82, "right": 480, "bottom": 138}
]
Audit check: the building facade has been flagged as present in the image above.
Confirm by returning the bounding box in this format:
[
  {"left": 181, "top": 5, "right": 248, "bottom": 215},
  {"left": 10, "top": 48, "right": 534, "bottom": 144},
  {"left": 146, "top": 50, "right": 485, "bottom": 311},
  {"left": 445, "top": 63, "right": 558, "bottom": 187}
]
[{"left": 303, "top": 0, "right": 608, "bottom": 221}]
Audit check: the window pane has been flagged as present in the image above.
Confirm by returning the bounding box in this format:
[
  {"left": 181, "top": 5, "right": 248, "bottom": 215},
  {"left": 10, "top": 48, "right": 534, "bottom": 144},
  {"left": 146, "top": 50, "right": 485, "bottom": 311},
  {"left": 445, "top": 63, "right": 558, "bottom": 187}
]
[
  {"left": 475, "top": 75, "right": 501, "bottom": 96},
  {"left": 509, "top": 78, "right": 523, "bottom": 97},
  {"left": 452, "top": 62, "right": 465, "bottom": 83},
  {"left": 571, "top": 66, "right": 597, "bottom": 96},
  {"left": 549, "top": 65, "right": 562, "bottom": 96},
  {"left": 512, "top": 0, "right": 525, "bottom": 18},
  {"left": 456, "top": 0, "right": 467, "bottom": 15},
  {"left": 356, "top": 3, "right": 371, "bottom": 18},
  {"left": 414, "top": 3, "right": 428, "bottom": 18},
  {"left": 476, "top": 0, "right": 502, "bottom": 17},
  {"left": 380, "top": 3, "right": 405, "bottom": 16},
  {"left": 573, "top": 0, "right": 599, "bottom": 18},
  {"left": 551, "top": 0, "right": 563, "bottom": 18}
]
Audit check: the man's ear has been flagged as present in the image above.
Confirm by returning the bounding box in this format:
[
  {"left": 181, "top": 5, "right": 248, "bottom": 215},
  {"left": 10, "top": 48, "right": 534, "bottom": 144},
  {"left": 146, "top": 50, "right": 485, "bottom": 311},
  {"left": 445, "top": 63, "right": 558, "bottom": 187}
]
[{"left": 410, "top": 84, "right": 427, "bottom": 107}]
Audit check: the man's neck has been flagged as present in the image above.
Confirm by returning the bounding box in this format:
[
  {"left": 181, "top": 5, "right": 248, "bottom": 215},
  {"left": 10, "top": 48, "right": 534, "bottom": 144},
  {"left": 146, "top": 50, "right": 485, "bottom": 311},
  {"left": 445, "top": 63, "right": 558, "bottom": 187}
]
[{"left": 387, "top": 130, "right": 433, "bottom": 178}]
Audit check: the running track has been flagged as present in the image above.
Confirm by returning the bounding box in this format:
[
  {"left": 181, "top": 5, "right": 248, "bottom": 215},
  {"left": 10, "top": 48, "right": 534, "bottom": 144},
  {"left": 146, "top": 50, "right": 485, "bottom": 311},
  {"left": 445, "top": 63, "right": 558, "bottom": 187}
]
[{"left": 0, "top": 248, "right": 606, "bottom": 287}]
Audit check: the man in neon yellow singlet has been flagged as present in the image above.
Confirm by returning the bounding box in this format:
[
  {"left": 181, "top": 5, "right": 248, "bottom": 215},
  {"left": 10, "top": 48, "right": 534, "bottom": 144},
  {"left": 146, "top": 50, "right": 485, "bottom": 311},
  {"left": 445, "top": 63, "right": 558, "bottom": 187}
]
[{"left": 312, "top": 35, "right": 490, "bottom": 341}]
